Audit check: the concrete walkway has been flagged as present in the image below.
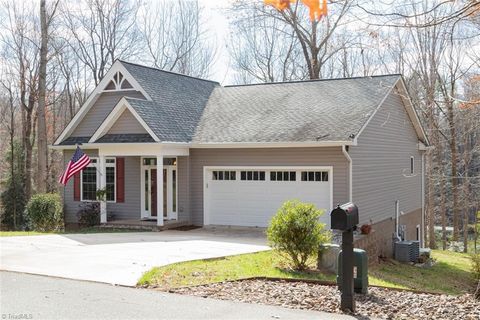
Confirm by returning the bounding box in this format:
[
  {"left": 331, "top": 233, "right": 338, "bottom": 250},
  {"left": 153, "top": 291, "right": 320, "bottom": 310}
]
[
  {"left": 0, "top": 228, "right": 269, "bottom": 286},
  {"left": 1, "top": 271, "right": 356, "bottom": 320}
]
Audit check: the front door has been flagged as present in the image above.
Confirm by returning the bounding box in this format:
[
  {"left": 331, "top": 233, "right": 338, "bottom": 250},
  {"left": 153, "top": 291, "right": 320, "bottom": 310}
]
[{"left": 141, "top": 158, "right": 177, "bottom": 220}]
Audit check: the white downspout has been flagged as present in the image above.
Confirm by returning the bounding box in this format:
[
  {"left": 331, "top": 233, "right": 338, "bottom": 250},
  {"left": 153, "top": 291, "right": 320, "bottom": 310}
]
[
  {"left": 421, "top": 152, "right": 425, "bottom": 247},
  {"left": 342, "top": 145, "right": 352, "bottom": 203}
]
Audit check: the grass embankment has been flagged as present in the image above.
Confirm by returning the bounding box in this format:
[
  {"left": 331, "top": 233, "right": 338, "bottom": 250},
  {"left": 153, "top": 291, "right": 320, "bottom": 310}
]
[{"left": 138, "top": 249, "right": 476, "bottom": 295}]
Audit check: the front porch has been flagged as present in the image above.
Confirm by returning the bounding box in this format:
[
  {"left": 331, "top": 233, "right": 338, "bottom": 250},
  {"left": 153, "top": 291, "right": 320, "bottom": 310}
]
[{"left": 94, "top": 143, "right": 190, "bottom": 228}]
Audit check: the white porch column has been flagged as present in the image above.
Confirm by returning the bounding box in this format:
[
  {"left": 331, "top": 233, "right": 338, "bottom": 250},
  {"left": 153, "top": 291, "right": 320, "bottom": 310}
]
[
  {"left": 99, "top": 155, "right": 107, "bottom": 223},
  {"left": 156, "top": 155, "right": 164, "bottom": 226}
]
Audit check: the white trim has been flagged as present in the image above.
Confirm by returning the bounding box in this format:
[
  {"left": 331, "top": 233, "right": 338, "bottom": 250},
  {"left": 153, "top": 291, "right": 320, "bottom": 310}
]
[
  {"left": 396, "top": 78, "right": 429, "bottom": 145},
  {"left": 89, "top": 97, "right": 160, "bottom": 143},
  {"left": 202, "top": 165, "right": 334, "bottom": 227},
  {"left": 54, "top": 60, "right": 152, "bottom": 145},
  {"left": 191, "top": 141, "right": 355, "bottom": 148},
  {"left": 395, "top": 200, "right": 400, "bottom": 238},
  {"left": 156, "top": 155, "right": 164, "bottom": 226},
  {"left": 342, "top": 145, "right": 352, "bottom": 202},
  {"left": 51, "top": 141, "right": 354, "bottom": 151}
]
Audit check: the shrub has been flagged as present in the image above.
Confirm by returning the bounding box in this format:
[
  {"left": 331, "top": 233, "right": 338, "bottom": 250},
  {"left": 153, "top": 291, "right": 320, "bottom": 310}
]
[
  {"left": 267, "top": 200, "right": 331, "bottom": 270},
  {"left": 25, "top": 193, "right": 63, "bottom": 232},
  {"left": 77, "top": 202, "right": 100, "bottom": 227},
  {"left": 471, "top": 253, "right": 480, "bottom": 280}
]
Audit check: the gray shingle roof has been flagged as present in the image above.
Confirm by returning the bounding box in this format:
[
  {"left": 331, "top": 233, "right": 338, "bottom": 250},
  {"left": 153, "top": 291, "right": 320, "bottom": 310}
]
[
  {"left": 96, "top": 133, "right": 154, "bottom": 143},
  {"left": 59, "top": 136, "right": 90, "bottom": 145},
  {"left": 193, "top": 75, "right": 400, "bottom": 143},
  {"left": 84, "top": 61, "right": 401, "bottom": 144},
  {"left": 121, "top": 61, "right": 218, "bottom": 142}
]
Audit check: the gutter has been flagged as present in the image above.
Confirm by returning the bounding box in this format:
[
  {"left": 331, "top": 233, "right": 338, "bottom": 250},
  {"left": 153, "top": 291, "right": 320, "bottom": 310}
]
[
  {"left": 342, "top": 145, "right": 353, "bottom": 202},
  {"left": 49, "top": 140, "right": 357, "bottom": 150}
]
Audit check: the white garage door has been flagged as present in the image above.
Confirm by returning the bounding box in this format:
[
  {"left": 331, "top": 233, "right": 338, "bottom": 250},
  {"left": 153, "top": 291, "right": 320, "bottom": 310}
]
[{"left": 204, "top": 167, "right": 332, "bottom": 227}]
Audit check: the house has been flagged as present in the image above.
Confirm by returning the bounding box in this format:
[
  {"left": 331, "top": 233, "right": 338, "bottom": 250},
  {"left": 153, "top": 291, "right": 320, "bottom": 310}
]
[{"left": 52, "top": 60, "right": 428, "bottom": 257}]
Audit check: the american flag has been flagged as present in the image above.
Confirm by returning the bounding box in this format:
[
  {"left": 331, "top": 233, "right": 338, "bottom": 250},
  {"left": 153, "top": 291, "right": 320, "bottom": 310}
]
[{"left": 59, "top": 146, "right": 91, "bottom": 185}]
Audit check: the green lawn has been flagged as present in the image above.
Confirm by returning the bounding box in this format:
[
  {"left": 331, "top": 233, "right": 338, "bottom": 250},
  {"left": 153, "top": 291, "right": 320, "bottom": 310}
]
[
  {"left": 0, "top": 227, "right": 146, "bottom": 237},
  {"left": 138, "top": 249, "right": 476, "bottom": 295}
]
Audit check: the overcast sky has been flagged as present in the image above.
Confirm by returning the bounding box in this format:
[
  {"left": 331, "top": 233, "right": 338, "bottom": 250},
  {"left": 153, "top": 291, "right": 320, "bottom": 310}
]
[{"left": 198, "top": 0, "right": 233, "bottom": 83}]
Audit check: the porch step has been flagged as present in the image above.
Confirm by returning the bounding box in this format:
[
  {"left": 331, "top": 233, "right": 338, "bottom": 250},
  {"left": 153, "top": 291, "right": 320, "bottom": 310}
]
[{"left": 99, "top": 220, "right": 191, "bottom": 232}]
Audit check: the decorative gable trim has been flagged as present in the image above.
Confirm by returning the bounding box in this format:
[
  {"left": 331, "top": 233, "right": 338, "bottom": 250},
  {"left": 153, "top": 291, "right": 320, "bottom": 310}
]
[
  {"left": 89, "top": 97, "right": 160, "bottom": 143},
  {"left": 54, "top": 60, "right": 152, "bottom": 145}
]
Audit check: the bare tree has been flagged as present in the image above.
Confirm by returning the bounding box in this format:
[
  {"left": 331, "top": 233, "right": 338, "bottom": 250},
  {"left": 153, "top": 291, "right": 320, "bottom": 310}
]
[
  {"left": 230, "top": 0, "right": 354, "bottom": 81},
  {"left": 1, "top": 0, "right": 41, "bottom": 200},
  {"left": 228, "top": 5, "right": 303, "bottom": 83},
  {"left": 140, "top": 0, "right": 216, "bottom": 78},
  {"left": 61, "top": 0, "right": 142, "bottom": 85},
  {"left": 37, "top": 0, "right": 59, "bottom": 193}
]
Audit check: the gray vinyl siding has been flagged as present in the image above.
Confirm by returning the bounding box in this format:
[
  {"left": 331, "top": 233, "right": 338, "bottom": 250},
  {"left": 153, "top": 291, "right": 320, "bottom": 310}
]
[
  {"left": 188, "top": 147, "right": 349, "bottom": 226},
  {"left": 71, "top": 91, "right": 145, "bottom": 137},
  {"left": 63, "top": 150, "right": 141, "bottom": 222},
  {"left": 107, "top": 108, "right": 148, "bottom": 134},
  {"left": 107, "top": 156, "right": 141, "bottom": 220},
  {"left": 349, "top": 90, "right": 423, "bottom": 225}
]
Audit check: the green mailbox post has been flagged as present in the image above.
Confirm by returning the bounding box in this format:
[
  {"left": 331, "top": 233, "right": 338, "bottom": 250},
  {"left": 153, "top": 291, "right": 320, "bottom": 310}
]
[{"left": 337, "top": 248, "right": 368, "bottom": 294}]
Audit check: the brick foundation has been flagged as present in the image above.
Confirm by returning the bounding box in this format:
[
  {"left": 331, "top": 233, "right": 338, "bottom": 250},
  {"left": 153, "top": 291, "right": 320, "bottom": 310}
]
[{"left": 354, "top": 208, "right": 422, "bottom": 264}]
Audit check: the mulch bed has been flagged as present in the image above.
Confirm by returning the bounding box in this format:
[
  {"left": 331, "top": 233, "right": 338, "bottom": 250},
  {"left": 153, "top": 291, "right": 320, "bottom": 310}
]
[{"left": 170, "top": 279, "right": 479, "bottom": 320}]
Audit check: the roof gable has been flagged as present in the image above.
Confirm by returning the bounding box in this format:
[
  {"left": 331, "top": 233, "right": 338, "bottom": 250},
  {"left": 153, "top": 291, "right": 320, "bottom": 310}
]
[
  {"left": 54, "top": 60, "right": 151, "bottom": 145},
  {"left": 106, "top": 108, "right": 148, "bottom": 135},
  {"left": 193, "top": 75, "right": 401, "bottom": 143}
]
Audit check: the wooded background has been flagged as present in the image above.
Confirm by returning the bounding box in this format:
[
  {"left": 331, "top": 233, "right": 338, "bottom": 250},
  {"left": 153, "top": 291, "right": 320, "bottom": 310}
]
[{"left": 0, "top": 0, "right": 479, "bottom": 252}]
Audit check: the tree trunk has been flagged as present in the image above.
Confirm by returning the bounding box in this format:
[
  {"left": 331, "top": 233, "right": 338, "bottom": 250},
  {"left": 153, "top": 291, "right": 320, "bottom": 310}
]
[
  {"left": 441, "top": 172, "right": 447, "bottom": 250},
  {"left": 37, "top": 0, "right": 48, "bottom": 194}
]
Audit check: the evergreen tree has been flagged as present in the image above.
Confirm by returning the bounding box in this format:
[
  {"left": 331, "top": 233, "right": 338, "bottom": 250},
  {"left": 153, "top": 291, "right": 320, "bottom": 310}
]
[{"left": 1, "top": 141, "right": 27, "bottom": 230}]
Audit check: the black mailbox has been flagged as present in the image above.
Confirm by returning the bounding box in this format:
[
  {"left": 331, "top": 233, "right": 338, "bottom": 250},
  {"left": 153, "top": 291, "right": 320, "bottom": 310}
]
[{"left": 331, "top": 202, "right": 359, "bottom": 231}]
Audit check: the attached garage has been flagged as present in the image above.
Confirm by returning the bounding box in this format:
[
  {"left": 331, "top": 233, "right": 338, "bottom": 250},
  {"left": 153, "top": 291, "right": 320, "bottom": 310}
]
[{"left": 203, "top": 166, "right": 333, "bottom": 227}]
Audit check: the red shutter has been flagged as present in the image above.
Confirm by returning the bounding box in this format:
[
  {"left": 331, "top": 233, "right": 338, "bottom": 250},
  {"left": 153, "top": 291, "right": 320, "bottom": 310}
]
[
  {"left": 116, "top": 157, "right": 125, "bottom": 203},
  {"left": 73, "top": 173, "right": 80, "bottom": 201}
]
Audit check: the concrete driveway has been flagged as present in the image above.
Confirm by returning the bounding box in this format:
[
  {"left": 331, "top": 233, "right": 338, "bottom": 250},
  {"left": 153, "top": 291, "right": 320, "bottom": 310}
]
[{"left": 0, "top": 227, "right": 269, "bottom": 286}]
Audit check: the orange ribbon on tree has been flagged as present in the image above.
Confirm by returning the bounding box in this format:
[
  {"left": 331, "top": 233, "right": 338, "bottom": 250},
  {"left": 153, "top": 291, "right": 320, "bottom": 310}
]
[{"left": 264, "top": 0, "right": 328, "bottom": 21}]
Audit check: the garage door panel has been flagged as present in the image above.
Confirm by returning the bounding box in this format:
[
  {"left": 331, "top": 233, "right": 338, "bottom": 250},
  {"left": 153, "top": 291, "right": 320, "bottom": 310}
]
[{"left": 205, "top": 168, "right": 332, "bottom": 227}]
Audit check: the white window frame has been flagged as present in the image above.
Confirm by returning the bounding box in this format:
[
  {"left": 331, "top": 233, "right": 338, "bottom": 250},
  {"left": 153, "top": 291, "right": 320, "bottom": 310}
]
[
  {"left": 410, "top": 156, "right": 415, "bottom": 174},
  {"left": 105, "top": 158, "right": 117, "bottom": 203},
  {"left": 80, "top": 157, "right": 116, "bottom": 203}
]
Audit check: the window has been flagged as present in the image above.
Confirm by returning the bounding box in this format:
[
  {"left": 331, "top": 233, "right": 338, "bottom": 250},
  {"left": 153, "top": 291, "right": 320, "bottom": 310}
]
[
  {"left": 105, "top": 159, "right": 116, "bottom": 202},
  {"left": 410, "top": 156, "right": 415, "bottom": 174},
  {"left": 81, "top": 158, "right": 116, "bottom": 202},
  {"left": 212, "top": 171, "right": 236, "bottom": 181},
  {"left": 270, "top": 171, "right": 296, "bottom": 181},
  {"left": 301, "top": 171, "right": 328, "bottom": 182},
  {"left": 81, "top": 166, "right": 97, "bottom": 201},
  {"left": 240, "top": 170, "right": 265, "bottom": 181}
]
